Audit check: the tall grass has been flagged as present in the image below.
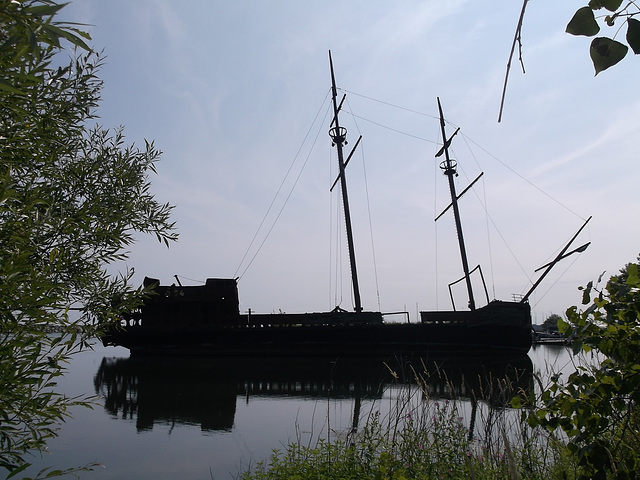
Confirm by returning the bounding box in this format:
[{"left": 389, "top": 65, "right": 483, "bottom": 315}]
[{"left": 241, "top": 361, "right": 577, "bottom": 480}]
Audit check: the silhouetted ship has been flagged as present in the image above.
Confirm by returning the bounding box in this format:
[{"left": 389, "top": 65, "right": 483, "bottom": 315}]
[{"left": 102, "top": 52, "right": 590, "bottom": 357}]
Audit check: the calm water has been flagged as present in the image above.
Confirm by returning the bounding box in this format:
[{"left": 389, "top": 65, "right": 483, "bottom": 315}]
[{"left": 18, "top": 343, "right": 574, "bottom": 480}]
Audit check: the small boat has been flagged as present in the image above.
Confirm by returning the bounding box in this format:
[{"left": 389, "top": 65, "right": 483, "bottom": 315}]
[
  {"left": 102, "top": 52, "right": 588, "bottom": 357},
  {"left": 532, "top": 330, "right": 570, "bottom": 345}
]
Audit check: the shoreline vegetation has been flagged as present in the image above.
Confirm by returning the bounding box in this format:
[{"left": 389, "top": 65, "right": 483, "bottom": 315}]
[{"left": 240, "top": 361, "right": 577, "bottom": 480}]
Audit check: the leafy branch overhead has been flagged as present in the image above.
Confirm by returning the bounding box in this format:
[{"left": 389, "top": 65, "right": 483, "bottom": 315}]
[
  {"left": 499, "top": 0, "right": 639, "bottom": 120},
  {"left": 567, "top": 0, "right": 640, "bottom": 74}
]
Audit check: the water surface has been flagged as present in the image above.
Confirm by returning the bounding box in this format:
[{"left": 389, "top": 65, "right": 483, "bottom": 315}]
[{"left": 20, "top": 343, "right": 571, "bottom": 479}]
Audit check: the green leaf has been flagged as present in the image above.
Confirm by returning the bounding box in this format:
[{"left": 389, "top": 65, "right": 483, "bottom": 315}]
[
  {"left": 573, "top": 339, "right": 584, "bottom": 355},
  {"left": 627, "top": 18, "right": 640, "bottom": 54},
  {"left": 511, "top": 396, "right": 522, "bottom": 409},
  {"left": 590, "top": 37, "right": 629, "bottom": 74},
  {"left": 6, "top": 462, "right": 31, "bottom": 479},
  {"left": 582, "top": 281, "right": 593, "bottom": 304},
  {"left": 0, "top": 80, "right": 26, "bottom": 95},
  {"left": 23, "top": 4, "right": 66, "bottom": 16},
  {"left": 558, "top": 318, "right": 571, "bottom": 334},
  {"left": 567, "top": 7, "right": 600, "bottom": 36},
  {"left": 588, "top": 0, "right": 623, "bottom": 11},
  {"left": 41, "top": 24, "right": 91, "bottom": 52}
]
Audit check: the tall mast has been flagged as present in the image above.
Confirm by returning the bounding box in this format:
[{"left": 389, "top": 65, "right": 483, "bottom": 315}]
[
  {"left": 328, "top": 51, "right": 363, "bottom": 313},
  {"left": 437, "top": 97, "right": 476, "bottom": 310}
]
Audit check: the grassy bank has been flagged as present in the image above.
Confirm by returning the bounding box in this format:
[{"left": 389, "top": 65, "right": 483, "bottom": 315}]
[{"left": 241, "top": 364, "right": 577, "bottom": 480}]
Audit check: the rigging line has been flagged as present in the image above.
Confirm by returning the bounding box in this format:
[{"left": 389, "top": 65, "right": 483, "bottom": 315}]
[
  {"left": 458, "top": 133, "right": 497, "bottom": 298},
  {"left": 537, "top": 222, "right": 592, "bottom": 268},
  {"left": 346, "top": 96, "right": 382, "bottom": 311},
  {"left": 363, "top": 142, "right": 382, "bottom": 311},
  {"left": 449, "top": 132, "right": 590, "bottom": 292},
  {"left": 434, "top": 156, "right": 440, "bottom": 310},
  {"left": 455, "top": 148, "right": 532, "bottom": 284},
  {"left": 329, "top": 140, "right": 338, "bottom": 308},
  {"left": 433, "top": 119, "right": 444, "bottom": 310},
  {"left": 234, "top": 89, "right": 331, "bottom": 279},
  {"left": 483, "top": 185, "right": 497, "bottom": 300},
  {"left": 236, "top": 99, "right": 333, "bottom": 281},
  {"left": 344, "top": 111, "right": 438, "bottom": 144},
  {"left": 487, "top": 210, "right": 532, "bottom": 283},
  {"left": 459, "top": 132, "right": 586, "bottom": 220},
  {"left": 173, "top": 275, "right": 205, "bottom": 285},
  {"left": 330, "top": 146, "right": 344, "bottom": 309},
  {"left": 334, "top": 189, "right": 344, "bottom": 308},
  {"left": 328, "top": 145, "right": 334, "bottom": 309},
  {"left": 328, "top": 133, "right": 346, "bottom": 310},
  {"left": 339, "top": 88, "right": 439, "bottom": 120},
  {"left": 445, "top": 140, "right": 533, "bottom": 284}
]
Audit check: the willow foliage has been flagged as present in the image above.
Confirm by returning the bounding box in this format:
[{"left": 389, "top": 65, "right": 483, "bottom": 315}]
[{"left": 0, "top": 1, "right": 176, "bottom": 474}]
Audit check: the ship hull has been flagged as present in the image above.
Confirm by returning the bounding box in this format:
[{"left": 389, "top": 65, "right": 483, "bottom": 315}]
[{"left": 102, "top": 301, "right": 531, "bottom": 357}]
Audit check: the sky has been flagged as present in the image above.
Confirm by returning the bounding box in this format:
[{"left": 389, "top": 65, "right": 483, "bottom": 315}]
[{"left": 61, "top": 1, "right": 639, "bottom": 325}]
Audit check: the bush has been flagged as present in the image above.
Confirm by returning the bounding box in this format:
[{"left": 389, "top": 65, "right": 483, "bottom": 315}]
[{"left": 524, "top": 261, "right": 640, "bottom": 479}]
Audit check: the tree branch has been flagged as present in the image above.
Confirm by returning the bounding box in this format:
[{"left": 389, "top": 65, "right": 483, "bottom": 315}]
[{"left": 498, "top": 0, "right": 529, "bottom": 123}]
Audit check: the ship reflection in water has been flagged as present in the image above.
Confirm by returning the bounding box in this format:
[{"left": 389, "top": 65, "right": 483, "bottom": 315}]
[{"left": 93, "top": 354, "right": 533, "bottom": 434}]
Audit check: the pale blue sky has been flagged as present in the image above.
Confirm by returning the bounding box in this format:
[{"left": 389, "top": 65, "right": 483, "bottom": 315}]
[{"left": 63, "top": 1, "right": 639, "bottom": 323}]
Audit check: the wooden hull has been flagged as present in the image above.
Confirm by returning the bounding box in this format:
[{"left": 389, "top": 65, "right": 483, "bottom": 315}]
[{"left": 102, "top": 301, "right": 531, "bottom": 356}]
